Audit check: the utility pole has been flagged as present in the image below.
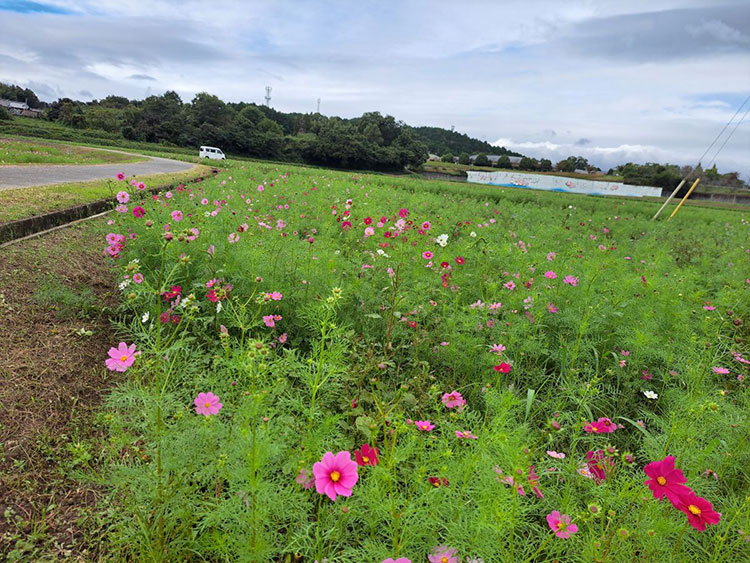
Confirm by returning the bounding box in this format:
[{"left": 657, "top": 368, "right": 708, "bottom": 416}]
[
  {"left": 265, "top": 86, "right": 272, "bottom": 107},
  {"left": 317, "top": 98, "right": 321, "bottom": 114}
]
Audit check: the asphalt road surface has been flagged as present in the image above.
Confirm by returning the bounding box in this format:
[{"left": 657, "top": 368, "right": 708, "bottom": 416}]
[{"left": 0, "top": 154, "right": 196, "bottom": 190}]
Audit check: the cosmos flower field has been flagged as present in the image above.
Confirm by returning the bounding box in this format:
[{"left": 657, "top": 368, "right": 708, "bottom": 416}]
[{"left": 101, "top": 162, "right": 749, "bottom": 562}]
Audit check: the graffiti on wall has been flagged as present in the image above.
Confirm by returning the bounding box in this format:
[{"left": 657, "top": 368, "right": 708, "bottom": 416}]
[{"left": 467, "top": 171, "right": 662, "bottom": 198}]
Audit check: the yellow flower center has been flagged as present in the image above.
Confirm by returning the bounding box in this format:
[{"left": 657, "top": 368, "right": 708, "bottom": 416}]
[
  {"left": 120, "top": 355, "right": 128, "bottom": 362},
  {"left": 441, "top": 558, "right": 449, "bottom": 563},
  {"left": 557, "top": 522, "right": 565, "bottom": 529},
  {"left": 362, "top": 456, "right": 369, "bottom": 463},
  {"left": 591, "top": 426, "right": 598, "bottom": 432},
  {"left": 330, "top": 471, "right": 341, "bottom": 482},
  {"left": 688, "top": 504, "right": 701, "bottom": 516},
  {"left": 204, "top": 402, "right": 211, "bottom": 409},
  {"left": 656, "top": 476, "right": 666, "bottom": 486},
  {"left": 421, "top": 424, "right": 428, "bottom": 429}
]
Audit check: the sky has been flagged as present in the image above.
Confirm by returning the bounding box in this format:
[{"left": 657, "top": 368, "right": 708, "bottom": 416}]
[{"left": 1, "top": 0, "right": 749, "bottom": 176}]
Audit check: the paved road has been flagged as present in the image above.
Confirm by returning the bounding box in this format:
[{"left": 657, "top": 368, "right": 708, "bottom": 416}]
[{"left": 0, "top": 154, "right": 196, "bottom": 190}]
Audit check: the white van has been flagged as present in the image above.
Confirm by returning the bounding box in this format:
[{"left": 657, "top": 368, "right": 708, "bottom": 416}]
[{"left": 199, "top": 146, "right": 226, "bottom": 160}]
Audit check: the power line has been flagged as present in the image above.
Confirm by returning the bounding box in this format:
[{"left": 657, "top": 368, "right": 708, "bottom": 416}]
[
  {"left": 707, "top": 103, "right": 750, "bottom": 168},
  {"left": 694, "top": 93, "right": 749, "bottom": 169}
]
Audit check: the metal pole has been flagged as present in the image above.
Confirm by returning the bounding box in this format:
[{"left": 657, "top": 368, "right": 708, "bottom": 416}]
[
  {"left": 652, "top": 179, "right": 686, "bottom": 220},
  {"left": 668, "top": 178, "right": 701, "bottom": 220}
]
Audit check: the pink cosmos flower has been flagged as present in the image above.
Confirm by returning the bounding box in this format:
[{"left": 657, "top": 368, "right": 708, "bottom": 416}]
[
  {"left": 504, "top": 281, "right": 516, "bottom": 291},
  {"left": 262, "top": 315, "right": 276, "bottom": 328},
  {"left": 675, "top": 491, "right": 721, "bottom": 531},
  {"left": 563, "top": 275, "right": 578, "bottom": 286},
  {"left": 422, "top": 221, "right": 431, "bottom": 230},
  {"left": 116, "top": 191, "right": 130, "bottom": 203},
  {"left": 428, "top": 545, "right": 458, "bottom": 563},
  {"left": 137, "top": 181, "right": 146, "bottom": 191},
  {"left": 546, "top": 511, "right": 578, "bottom": 539},
  {"left": 115, "top": 204, "right": 128, "bottom": 213},
  {"left": 422, "top": 251, "right": 433, "bottom": 260},
  {"left": 547, "top": 450, "right": 566, "bottom": 459},
  {"left": 228, "top": 232, "right": 240, "bottom": 243},
  {"left": 643, "top": 455, "right": 691, "bottom": 506},
  {"left": 415, "top": 420, "right": 435, "bottom": 431},
  {"left": 312, "top": 451, "right": 359, "bottom": 501},
  {"left": 398, "top": 208, "right": 409, "bottom": 218},
  {"left": 455, "top": 430, "right": 478, "bottom": 439},
  {"left": 544, "top": 271, "right": 557, "bottom": 279},
  {"left": 583, "top": 417, "right": 616, "bottom": 433},
  {"left": 364, "top": 226, "right": 375, "bottom": 237},
  {"left": 295, "top": 468, "right": 315, "bottom": 489},
  {"left": 133, "top": 273, "right": 143, "bottom": 284},
  {"left": 703, "top": 305, "right": 716, "bottom": 311},
  {"left": 382, "top": 559, "right": 411, "bottom": 563},
  {"left": 442, "top": 391, "right": 466, "bottom": 410},
  {"left": 490, "top": 343, "right": 506, "bottom": 355},
  {"left": 528, "top": 465, "right": 544, "bottom": 498},
  {"left": 105, "top": 342, "right": 138, "bottom": 372},
  {"left": 171, "top": 210, "right": 183, "bottom": 222},
  {"left": 257, "top": 184, "right": 264, "bottom": 192},
  {"left": 547, "top": 302, "right": 559, "bottom": 314},
  {"left": 547, "top": 252, "right": 556, "bottom": 261},
  {"left": 194, "top": 392, "right": 223, "bottom": 416},
  {"left": 116, "top": 172, "right": 126, "bottom": 181},
  {"left": 712, "top": 367, "right": 730, "bottom": 375}
]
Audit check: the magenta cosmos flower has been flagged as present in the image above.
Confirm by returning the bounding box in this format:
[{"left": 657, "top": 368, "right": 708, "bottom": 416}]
[
  {"left": 493, "top": 362, "right": 512, "bottom": 373},
  {"left": 194, "top": 392, "right": 223, "bottom": 416},
  {"left": 116, "top": 172, "right": 126, "bottom": 181},
  {"left": 313, "top": 451, "right": 359, "bottom": 501},
  {"left": 455, "top": 430, "right": 478, "bottom": 440},
  {"left": 171, "top": 210, "right": 183, "bottom": 222},
  {"left": 583, "top": 417, "right": 616, "bottom": 433},
  {"left": 105, "top": 342, "right": 138, "bottom": 372},
  {"left": 675, "top": 491, "right": 721, "bottom": 531},
  {"left": 563, "top": 275, "right": 579, "bottom": 286},
  {"left": 643, "top": 455, "right": 691, "bottom": 506},
  {"left": 415, "top": 420, "right": 435, "bottom": 431},
  {"left": 546, "top": 511, "right": 578, "bottom": 539},
  {"left": 422, "top": 250, "right": 433, "bottom": 260},
  {"left": 544, "top": 271, "right": 557, "bottom": 279},
  {"left": 442, "top": 390, "right": 466, "bottom": 409},
  {"left": 428, "top": 545, "right": 458, "bottom": 563}
]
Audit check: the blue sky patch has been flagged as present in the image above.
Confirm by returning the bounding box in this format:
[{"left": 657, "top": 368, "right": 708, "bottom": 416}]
[{"left": 0, "top": 1, "right": 73, "bottom": 14}]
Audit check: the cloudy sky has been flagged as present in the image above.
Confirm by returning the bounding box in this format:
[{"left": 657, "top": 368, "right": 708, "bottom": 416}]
[{"left": 1, "top": 0, "right": 749, "bottom": 175}]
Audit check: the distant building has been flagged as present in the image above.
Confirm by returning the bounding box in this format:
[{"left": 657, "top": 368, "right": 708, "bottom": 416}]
[
  {"left": 574, "top": 168, "right": 589, "bottom": 175},
  {"left": 427, "top": 153, "right": 441, "bottom": 161},
  {"left": 469, "top": 154, "right": 522, "bottom": 168},
  {"left": 0, "top": 99, "right": 43, "bottom": 118}
]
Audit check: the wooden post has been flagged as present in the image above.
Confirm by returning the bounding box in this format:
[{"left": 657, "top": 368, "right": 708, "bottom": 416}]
[
  {"left": 668, "top": 178, "right": 701, "bottom": 220},
  {"left": 652, "top": 179, "right": 686, "bottom": 220}
]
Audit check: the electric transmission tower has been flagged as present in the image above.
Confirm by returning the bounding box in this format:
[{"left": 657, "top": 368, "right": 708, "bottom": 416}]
[
  {"left": 265, "top": 86, "right": 272, "bottom": 107},
  {"left": 317, "top": 98, "right": 321, "bottom": 113}
]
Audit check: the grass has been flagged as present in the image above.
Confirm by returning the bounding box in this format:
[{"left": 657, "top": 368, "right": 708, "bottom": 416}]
[
  {"left": 0, "top": 164, "right": 214, "bottom": 223},
  {"left": 0, "top": 137, "right": 146, "bottom": 165}
]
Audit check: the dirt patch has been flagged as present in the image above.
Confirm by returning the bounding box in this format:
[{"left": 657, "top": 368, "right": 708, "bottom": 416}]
[{"left": 0, "top": 218, "right": 116, "bottom": 560}]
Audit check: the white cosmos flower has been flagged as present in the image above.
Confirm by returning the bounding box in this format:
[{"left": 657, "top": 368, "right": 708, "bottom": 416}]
[
  {"left": 470, "top": 231, "right": 477, "bottom": 237},
  {"left": 142, "top": 311, "right": 150, "bottom": 323},
  {"left": 643, "top": 390, "right": 658, "bottom": 399}
]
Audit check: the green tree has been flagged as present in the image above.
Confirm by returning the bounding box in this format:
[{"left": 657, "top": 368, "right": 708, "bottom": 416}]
[
  {"left": 539, "top": 158, "right": 552, "bottom": 171},
  {"left": 0, "top": 106, "right": 12, "bottom": 121},
  {"left": 497, "top": 155, "right": 511, "bottom": 169},
  {"left": 441, "top": 153, "right": 454, "bottom": 163},
  {"left": 458, "top": 152, "right": 471, "bottom": 165},
  {"left": 474, "top": 153, "right": 490, "bottom": 167},
  {"left": 519, "top": 156, "right": 537, "bottom": 170}
]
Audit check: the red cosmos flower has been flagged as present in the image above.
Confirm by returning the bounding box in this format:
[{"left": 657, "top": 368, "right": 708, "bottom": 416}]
[
  {"left": 643, "top": 455, "right": 691, "bottom": 506},
  {"left": 363, "top": 217, "right": 372, "bottom": 225},
  {"left": 354, "top": 444, "right": 379, "bottom": 466},
  {"left": 675, "top": 491, "right": 721, "bottom": 531},
  {"left": 428, "top": 477, "right": 450, "bottom": 487},
  {"left": 132, "top": 206, "right": 146, "bottom": 218},
  {"left": 341, "top": 221, "right": 352, "bottom": 230},
  {"left": 162, "top": 285, "right": 181, "bottom": 301},
  {"left": 440, "top": 261, "right": 449, "bottom": 269},
  {"left": 494, "top": 363, "right": 512, "bottom": 373},
  {"left": 455, "top": 256, "right": 465, "bottom": 265},
  {"left": 408, "top": 321, "right": 417, "bottom": 329}
]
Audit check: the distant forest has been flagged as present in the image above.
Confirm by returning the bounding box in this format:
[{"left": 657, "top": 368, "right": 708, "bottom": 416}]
[
  {"left": 0, "top": 82, "right": 745, "bottom": 188},
  {"left": 0, "top": 82, "right": 518, "bottom": 172}
]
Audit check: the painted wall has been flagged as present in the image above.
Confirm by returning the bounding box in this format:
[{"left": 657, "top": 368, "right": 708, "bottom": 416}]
[{"left": 467, "top": 171, "right": 662, "bottom": 198}]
